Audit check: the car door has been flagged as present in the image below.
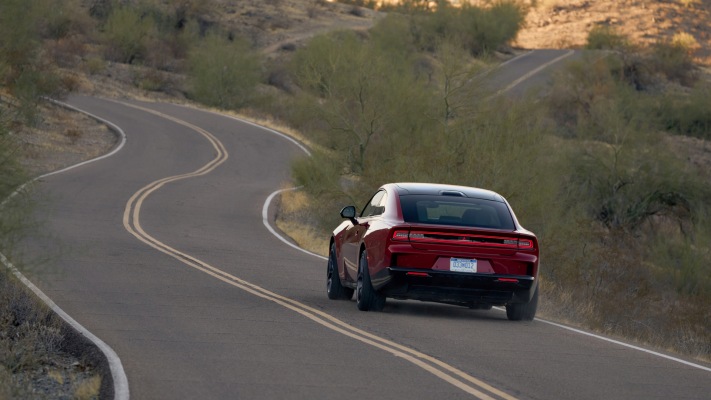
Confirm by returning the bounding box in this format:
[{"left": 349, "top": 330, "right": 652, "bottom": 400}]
[{"left": 341, "top": 190, "right": 387, "bottom": 282}]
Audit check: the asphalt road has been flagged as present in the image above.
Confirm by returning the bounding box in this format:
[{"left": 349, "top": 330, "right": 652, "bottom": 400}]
[{"left": 24, "top": 51, "right": 711, "bottom": 399}]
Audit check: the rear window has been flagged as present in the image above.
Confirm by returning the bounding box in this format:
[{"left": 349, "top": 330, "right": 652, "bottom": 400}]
[{"left": 399, "top": 195, "right": 515, "bottom": 230}]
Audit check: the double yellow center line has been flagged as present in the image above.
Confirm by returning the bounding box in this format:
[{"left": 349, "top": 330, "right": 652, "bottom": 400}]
[{"left": 117, "top": 100, "right": 517, "bottom": 400}]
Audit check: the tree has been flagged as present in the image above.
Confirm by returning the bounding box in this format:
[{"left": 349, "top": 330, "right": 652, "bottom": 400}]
[{"left": 187, "top": 33, "right": 262, "bottom": 109}]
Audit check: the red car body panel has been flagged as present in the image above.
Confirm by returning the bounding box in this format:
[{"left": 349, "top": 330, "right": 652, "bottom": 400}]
[{"left": 331, "top": 183, "right": 539, "bottom": 308}]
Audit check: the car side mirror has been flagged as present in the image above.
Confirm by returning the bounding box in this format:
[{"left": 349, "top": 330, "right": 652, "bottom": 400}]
[{"left": 340, "top": 206, "right": 357, "bottom": 221}]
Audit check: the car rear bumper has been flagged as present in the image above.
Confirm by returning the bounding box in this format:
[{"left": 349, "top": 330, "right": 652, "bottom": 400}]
[{"left": 379, "top": 267, "right": 536, "bottom": 307}]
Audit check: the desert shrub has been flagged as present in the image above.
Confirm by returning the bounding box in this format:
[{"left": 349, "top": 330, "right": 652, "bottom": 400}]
[
  {"left": 0, "top": 0, "right": 41, "bottom": 70},
  {"left": 0, "top": 158, "right": 32, "bottom": 263},
  {"left": 292, "top": 151, "right": 355, "bottom": 230},
  {"left": 87, "top": 0, "right": 114, "bottom": 21},
  {"left": 102, "top": 6, "right": 158, "bottom": 64},
  {"left": 585, "top": 25, "right": 629, "bottom": 50},
  {"left": 36, "top": 0, "right": 95, "bottom": 40},
  {"left": 380, "top": 96, "right": 557, "bottom": 231},
  {"left": 548, "top": 58, "right": 701, "bottom": 231},
  {"left": 565, "top": 116, "right": 695, "bottom": 231},
  {"left": 0, "top": 0, "right": 64, "bottom": 123},
  {"left": 648, "top": 37, "right": 697, "bottom": 86},
  {"left": 339, "top": 0, "right": 379, "bottom": 9},
  {"left": 369, "top": 13, "right": 419, "bottom": 62},
  {"left": 186, "top": 33, "right": 262, "bottom": 109},
  {"left": 547, "top": 54, "right": 623, "bottom": 136},
  {"left": 0, "top": 119, "right": 26, "bottom": 203},
  {"left": 166, "top": 0, "right": 217, "bottom": 30},
  {"left": 656, "top": 84, "right": 711, "bottom": 139},
  {"left": 460, "top": 1, "right": 525, "bottom": 55},
  {"left": 100, "top": 0, "right": 205, "bottom": 68},
  {"left": 132, "top": 68, "right": 178, "bottom": 93},
  {"left": 407, "top": 0, "right": 525, "bottom": 55},
  {"left": 377, "top": 0, "right": 433, "bottom": 12},
  {"left": 84, "top": 56, "right": 107, "bottom": 75},
  {"left": 8, "top": 63, "right": 63, "bottom": 125},
  {"left": 46, "top": 36, "right": 88, "bottom": 68},
  {"left": 0, "top": 270, "right": 66, "bottom": 397},
  {"left": 291, "top": 29, "right": 431, "bottom": 175}
]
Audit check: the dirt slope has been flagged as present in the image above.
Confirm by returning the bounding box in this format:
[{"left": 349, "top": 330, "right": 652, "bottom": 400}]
[{"left": 516, "top": 0, "right": 711, "bottom": 65}]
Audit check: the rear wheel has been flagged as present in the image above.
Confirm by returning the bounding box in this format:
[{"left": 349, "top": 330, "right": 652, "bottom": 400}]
[
  {"left": 356, "top": 251, "right": 385, "bottom": 311},
  {"left": 506, "top": 286, "right": 538, "bottom": 321},
  {"left": 327, "top": 243, "right": 353, "bottom": 300}
]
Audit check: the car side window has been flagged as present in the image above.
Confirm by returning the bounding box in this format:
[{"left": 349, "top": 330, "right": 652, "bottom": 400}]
[{"left": 360, "top": 190, "right": 387, "bottom": 218}]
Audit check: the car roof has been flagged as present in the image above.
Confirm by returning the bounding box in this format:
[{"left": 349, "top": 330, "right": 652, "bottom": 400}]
[{"left": 389, "top": 182, "right": 505, "bottom": 202}]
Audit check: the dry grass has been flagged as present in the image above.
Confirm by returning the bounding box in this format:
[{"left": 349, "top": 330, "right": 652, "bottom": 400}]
[
  {"left": 73, "top": 374, "right": 101, "bottom": 400},
  {"left": 16, "top": 102, "right": 117, "bottom": 177},
  {"left": 275, "top": 187, "right": 329, "bottom": 257},
  {"left": 0, "top": 270, "right": 103, "bottom": 398}
]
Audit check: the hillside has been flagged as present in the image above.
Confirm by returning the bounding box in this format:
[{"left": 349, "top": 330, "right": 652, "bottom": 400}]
[
  {"left": 519, "top": 0, "right": 711, "bottom": 66},
  {"left": 205, "top": 1, "right": 711, "bottom": 65}
]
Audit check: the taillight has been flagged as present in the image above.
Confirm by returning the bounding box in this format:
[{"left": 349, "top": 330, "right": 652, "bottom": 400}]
[
  {"left": 504, "top": 239, "right": 534, "bottom": 249},
  {"left": 392, "top": 230, "right": 409, "bottom": 241},
  {"left": 518, "top": 239, "right": 534, "bottom": 249},
  {"left": 406, "top": 272, "right": 430, "bottom": 277},
  {"left": 395, "top": 230, "right": 535, "bottom": 250}
]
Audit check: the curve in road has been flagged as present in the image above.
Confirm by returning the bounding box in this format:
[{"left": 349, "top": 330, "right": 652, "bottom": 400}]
[{"left": 112, "top": 99, "right": 515, "bottom": 400}]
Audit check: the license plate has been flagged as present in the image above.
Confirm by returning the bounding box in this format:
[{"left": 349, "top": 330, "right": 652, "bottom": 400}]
[{"left": 450, "top": 258, "right": 477, "bottom": 273}]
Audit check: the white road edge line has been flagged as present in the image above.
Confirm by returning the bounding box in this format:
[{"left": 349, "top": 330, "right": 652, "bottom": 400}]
[
  {"left": 498, "top": 49, "right": 574, "bottom": 95},
  {"left": 536, "top": 318, "right": 711, "bottom": 373},
  {"left": 171, "top": 102, "right": 313, "bottom": 157},
  {"left": 498, "top": 50, "right": 532, "bottom": 67},
  {"left": 262, "top": 187, "right": 327, "bottom": 261},
  {"left": 1, "top": 254, "right": 131, "bottom": 397},
  {"left": 0, "top": 99, "right": 130, "bottom": 400}
]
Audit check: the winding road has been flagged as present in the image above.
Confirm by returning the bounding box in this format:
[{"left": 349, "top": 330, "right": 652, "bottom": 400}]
[{"left": 21, "top": 50, "right": 711, "bottom": 399}]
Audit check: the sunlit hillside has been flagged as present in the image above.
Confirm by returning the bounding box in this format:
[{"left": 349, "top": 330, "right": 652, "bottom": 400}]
[{"left": 341, "top": 0, "right": 711, "bottom": 65}]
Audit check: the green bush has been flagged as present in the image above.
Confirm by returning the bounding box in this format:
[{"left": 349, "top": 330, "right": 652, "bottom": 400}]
[
  {"left": 0, "top": 0, "right": 40, "bottom": 69},
  {"left": 0, "top": 0, "right": 64, "bottom": 123},
  {"left": 407, "top": 0, "right": 525, "bottom": 55},
  {"left": 291, "top": 29, "right": 432, "bottom": 176},
  {"left": 649, "top": 39, "right": 697, "bottom": 86},
  {"left": 0, "top": 120, "right": 26, "bottom": 206},
  {"left": 461, "top": 1, "right": 525, "bottom": 55},
  {"left": 37, "top": 0, "right": 95, "bottom": 40},
  {"left": 585, "top": 25, "right": 629, "bottom": 50},
  {"left": 186, "top": 33, "right": 262, "bottom": 109},
  {"left": 656, "top": 84, "right": 711, "bottom": 139},
  {"left": 102, "top": 6, "right": 157, "bottom": 64}
]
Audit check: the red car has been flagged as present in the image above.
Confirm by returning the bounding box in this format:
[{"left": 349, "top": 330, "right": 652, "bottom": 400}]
[{"left": 327, "top": 183, "right": 539, "bottom": 320}]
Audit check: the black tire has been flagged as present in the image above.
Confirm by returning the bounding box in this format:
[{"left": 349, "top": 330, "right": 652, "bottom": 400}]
[
  {"left": 506, "top": 285, "right": 538, "bottom": 321},
  {"left": 327, "top": 243, "right": 354, "bottom": 300},
  {"left": 356, "top": 251, "right": 385, "bottom": 311}
]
